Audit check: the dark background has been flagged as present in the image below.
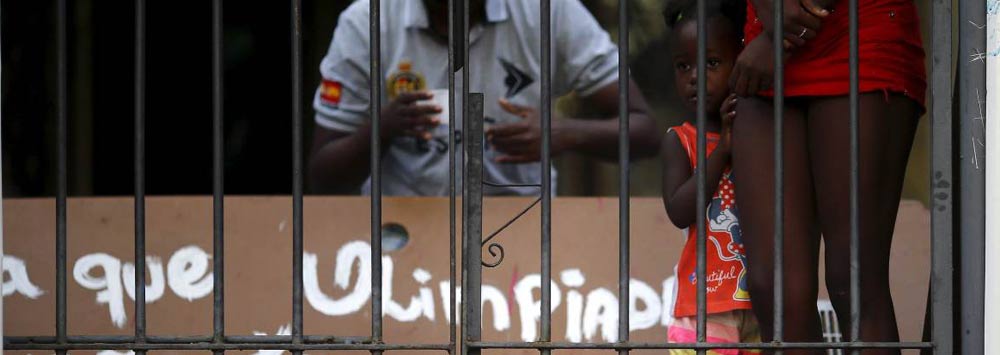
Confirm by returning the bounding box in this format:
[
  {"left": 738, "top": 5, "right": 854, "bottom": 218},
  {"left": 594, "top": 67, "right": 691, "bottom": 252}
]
[{"left": 3, "top": 0, "right": 355, "bottom": 196}]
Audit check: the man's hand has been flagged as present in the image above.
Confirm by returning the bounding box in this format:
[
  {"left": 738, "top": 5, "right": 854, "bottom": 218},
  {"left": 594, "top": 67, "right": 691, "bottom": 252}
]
[
  {"left": 487, "top": 99, "right": 572, "bottom": 164},
  {"left": 380, "top": 91, "right": 442, "bottom": 140},
  {"left": 752, "top": 0, "right": 831, "bottom": 48}
]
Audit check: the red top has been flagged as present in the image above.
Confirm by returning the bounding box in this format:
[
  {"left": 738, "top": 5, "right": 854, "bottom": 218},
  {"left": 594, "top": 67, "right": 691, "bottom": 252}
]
[
  {"left": 744, "top": 0, "right": 927, "bottom": 107},
  {"left": 669, "top": 123, "right": 753, "bottom": 318}
]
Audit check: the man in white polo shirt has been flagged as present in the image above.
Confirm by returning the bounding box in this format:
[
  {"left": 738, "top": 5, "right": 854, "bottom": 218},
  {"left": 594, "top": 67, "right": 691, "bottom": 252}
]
[{"left": 309, "top": 0, "right": 659, "bottom": 195}]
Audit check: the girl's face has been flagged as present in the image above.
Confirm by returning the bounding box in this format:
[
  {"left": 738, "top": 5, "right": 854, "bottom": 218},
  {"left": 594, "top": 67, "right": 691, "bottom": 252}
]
[{"left": 669, "top": 18, "right": 740, "bottom": 116}]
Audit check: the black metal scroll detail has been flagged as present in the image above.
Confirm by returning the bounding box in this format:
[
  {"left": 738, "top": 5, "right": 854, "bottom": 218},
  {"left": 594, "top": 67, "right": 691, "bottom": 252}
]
[{"left": 481, "top": 197, "right": 542, "bottom": 268}]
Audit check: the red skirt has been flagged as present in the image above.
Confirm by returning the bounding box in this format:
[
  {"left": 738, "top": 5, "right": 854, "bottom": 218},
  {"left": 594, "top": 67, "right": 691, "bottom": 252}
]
[{"left": 745, "top": 0, "right": 926, "bottom": 108}]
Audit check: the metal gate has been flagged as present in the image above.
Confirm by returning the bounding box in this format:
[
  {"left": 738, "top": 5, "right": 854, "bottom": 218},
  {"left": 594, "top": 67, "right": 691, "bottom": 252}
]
[{"left": 3, "top": 0, "right": 984, "bottom": 354}]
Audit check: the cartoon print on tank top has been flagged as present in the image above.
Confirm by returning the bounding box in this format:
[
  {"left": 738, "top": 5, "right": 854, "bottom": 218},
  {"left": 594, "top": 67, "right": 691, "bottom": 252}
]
[{"left": 705, "top": 170, "right": 750, "bottom": 302}]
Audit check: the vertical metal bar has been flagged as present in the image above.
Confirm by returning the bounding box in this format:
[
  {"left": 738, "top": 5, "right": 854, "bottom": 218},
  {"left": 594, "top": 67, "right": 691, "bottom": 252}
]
[
  {"left": 616, "top": 0, "right": 630, "bottom": 351},
  {"left": 929, "top": 0, "right": 954, "bottom": 353},
  {"left": 290, "top": 0, "right": 304, "bottom": 350},
  {"left": 134, "top": 0, "right": 147, "bottom": 348},
  {"left": 959, "top": 0, "right": 987, "bottom": 352},
  {"left": 463, "top": 94, "right": 485, "bottom": 355},
  {"left": 540, "top": 1, "right": 553, "bottom": 355},
  {"left": 369, "top": 0, "right": 384, "bottom": 350},
  {"left": 447, "top": 0, "right": 459, "bottom": 353},
  {"left": 694, "top": 0, "right": 707, "bottom": 353},
  {"left": 55, "top": 0, "right": 68, "bottom": 352},
  {"left": 848, "top": 0, "right": 860, "bottom": 354},
  {"left": 772, "top": 0, "right": 785, "bottom": 353},
  {"left": 212, "top": 0, "right": 225, "bottom": 349},
  {"left": 459, "top": 1, "right": 470, "bottom": 354}
]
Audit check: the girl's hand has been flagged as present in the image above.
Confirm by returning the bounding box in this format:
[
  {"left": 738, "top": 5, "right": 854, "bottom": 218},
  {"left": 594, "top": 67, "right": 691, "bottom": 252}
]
[
  {"left": 730, "top": 37, "right": 775, "bottom": 97},
  {"left": 720, "top": 94, "right": 737, "bottom": 151},
  {"left": 752, "top": 0, "right": 830, "bottom": 48}
]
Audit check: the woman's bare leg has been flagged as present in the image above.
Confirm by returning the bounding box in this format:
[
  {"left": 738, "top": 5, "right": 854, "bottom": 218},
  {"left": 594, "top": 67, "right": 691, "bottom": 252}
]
[
  {"left": 806, "top": 93, "right": 920, "bottom": 355},
  {"left": 733, "top": 97, "right": 824, "bottom": 355}
]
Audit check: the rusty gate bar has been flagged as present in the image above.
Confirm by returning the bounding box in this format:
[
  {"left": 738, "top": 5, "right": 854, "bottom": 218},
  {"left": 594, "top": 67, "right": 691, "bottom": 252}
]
[
  {"left": 291, "top": 0, "right": 305, "bottom": 351},
  {"left": 291, "top": 0, "right": 305, "bottom": 346},
  {"left": 929, "top": 0, "right": 955, "bottom": 353},
  {"left": 694, "top": 0, "right": 708, "bottom": 353},
  {"left": 369, "top": 0, "right": 385, "bottom": 349},
  {"left": 6, "top": 343, "right": 455, "bottom": 351},
  {"left": 55, "top": 0, "right": 68, "bottom": 353},
  {"left": 467, "top": 341, "right": 933, "bottom": 350},
  {"left": 448, "top": 0, "right": 459, "bottom": 353},
  {"left": 959, "top": 0, "right": 987, "bottom": 352},
  {"left": 771, "top": 0, "right": 785, "bottom": 352},
  {"left": 1, "top": 340, "right": 931, "bottom": 351},
  {"left": 540, "top": 3, "right": 554, "bottom": 355},
  {"left": 134, "top": 0, "right": 148, "bottom": 349},
  {"left": 848, "top": 0, "right": 861, "bottom": 354},
  {"left": 212, "top": 0, "right": 225, "bottom": 350},
  {"left": 463, "top": 93, "right": 485, "bottom": 355},
  {"left": 7, "top": 333, "right": 456, "bottom": 346},
  {"left": 617, "top": 2, "right": 630, "bottom": 355},
  {"left": 460, "top": 0, "right": 473, "bottom": 353}
]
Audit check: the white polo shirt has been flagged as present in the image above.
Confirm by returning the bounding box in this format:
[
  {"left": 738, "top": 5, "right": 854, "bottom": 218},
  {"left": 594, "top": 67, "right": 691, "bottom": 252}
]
[{"left": 313, "top": 0, "right": 619, "bottom": 196}]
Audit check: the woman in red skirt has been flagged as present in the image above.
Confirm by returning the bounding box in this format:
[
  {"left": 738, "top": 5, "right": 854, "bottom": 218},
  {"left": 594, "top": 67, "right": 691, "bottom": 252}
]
[{"left": 729, "top": 0, "right": 925, "bottom": 354}]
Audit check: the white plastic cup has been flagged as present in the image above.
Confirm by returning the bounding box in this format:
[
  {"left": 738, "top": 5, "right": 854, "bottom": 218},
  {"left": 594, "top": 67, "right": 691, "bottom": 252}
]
[{"left": 421, "top": 89, "right": 451, "bottom": 139}]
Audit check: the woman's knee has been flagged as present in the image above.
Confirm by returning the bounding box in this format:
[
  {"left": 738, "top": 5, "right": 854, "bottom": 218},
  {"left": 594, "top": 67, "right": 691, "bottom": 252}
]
[
  {"left": 825, "top": 265, "right": 893, "bottom": 313},
  {"left": 747, "top": 269, "right": 775, "bottom": 317},
  {"left": 824, "top": 264, "right": 851, "bottom": 306}
]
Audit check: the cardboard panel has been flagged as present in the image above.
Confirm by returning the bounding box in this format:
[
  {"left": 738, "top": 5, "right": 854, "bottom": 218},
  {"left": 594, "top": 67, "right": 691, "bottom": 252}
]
[{"left": 2, "top": 197, "right": 930, "bottom": 354}]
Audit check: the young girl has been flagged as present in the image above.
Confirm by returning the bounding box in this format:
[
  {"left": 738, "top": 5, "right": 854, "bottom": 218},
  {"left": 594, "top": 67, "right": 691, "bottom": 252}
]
[
  {"left": 729, "top": 0, "right": 926, "bottom": 354},
  {"left": 660, "top": 1, "right": 759, "bottom": 353}
]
